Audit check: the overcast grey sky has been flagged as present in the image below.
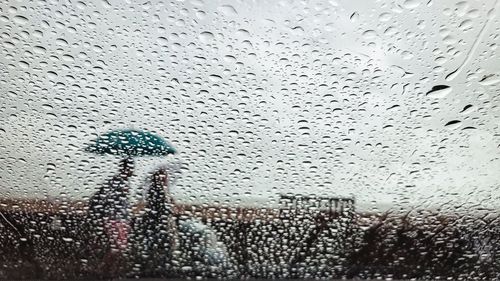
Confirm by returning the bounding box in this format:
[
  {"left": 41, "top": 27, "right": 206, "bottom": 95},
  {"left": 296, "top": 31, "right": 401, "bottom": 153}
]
[{"left": 0, "top": 0, "right": 499, "bottom": 212}]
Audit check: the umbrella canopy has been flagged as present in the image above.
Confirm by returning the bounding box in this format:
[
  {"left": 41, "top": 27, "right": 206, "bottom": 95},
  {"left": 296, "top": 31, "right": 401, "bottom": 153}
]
[{"left": 85, "top": 129, "right": 176, "bottom": 157}]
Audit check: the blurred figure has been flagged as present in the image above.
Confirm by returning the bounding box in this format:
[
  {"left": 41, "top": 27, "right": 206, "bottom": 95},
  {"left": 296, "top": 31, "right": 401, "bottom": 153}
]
[
  {"left": 177, "top": 217, "right": 235, "bottom": 278},
  {"left": 133, "top": 167, "right": 178, "bottom": 277},
  {"left": 87, "top": 158, "right": 134, "bottom": 277}
]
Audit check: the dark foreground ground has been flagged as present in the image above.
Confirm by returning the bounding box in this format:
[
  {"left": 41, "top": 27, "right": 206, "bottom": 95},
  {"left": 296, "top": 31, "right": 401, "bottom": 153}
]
[
  {"left": 7, "top": 279, "right": 417, "bottom": 281},
  {"left": 0, "top": 207, "right": 499, "bottom": 280}
]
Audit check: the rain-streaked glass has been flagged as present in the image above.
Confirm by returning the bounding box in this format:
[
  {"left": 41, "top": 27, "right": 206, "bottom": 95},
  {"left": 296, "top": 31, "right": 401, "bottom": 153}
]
[{"left": 0, "top": 0, "right": 499, "bottom": 279}]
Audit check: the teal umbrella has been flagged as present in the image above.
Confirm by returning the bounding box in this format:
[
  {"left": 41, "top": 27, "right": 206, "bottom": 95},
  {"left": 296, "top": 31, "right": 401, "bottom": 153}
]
[{"left": 85, "top": 129, "right": 176, "bottom": 157}]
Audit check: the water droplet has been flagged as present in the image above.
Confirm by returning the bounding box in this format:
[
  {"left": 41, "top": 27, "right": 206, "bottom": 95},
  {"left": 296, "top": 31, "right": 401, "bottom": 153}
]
[
  {"left": 76, "top": 1, "right": 87, "bottom": 9},
  {"left": 208, "top": 74, "right": 222, "bottom": 82},
  {"left": 199, "top": 31, "right": 214, "bottom": 43},
  {"left": 444, "top": 120, "right": 462, "bottom": 129},
  {"left": 3, "top": 41, "right": 15, "bottom": 48},
  {"left": 18, "top": 61, "right": 29, "bottom": 68},
  {"left": 460, "top": 104, "right": 476, "bottom": 115},
  {"left": 62, "top": 237, "right": 74, "bottom": 242},
  {"left": 402, "top": 0, "right": 421, "bottom": 9},
  {"left": 62, "top": 54, "right": 74, "bottom": 62},
  {"left": 379, "top": 12, "right": 392, "bottom": 22},
  {"left": 33, "top": 30, "right": 43, "bottom": 38},
  {"left": 426, "top": 85, "right": 452, "bottom": 98},
  {"left": 156, "top": 36, "right": 168, "bottom": 45},
  {"left": 56, "top": 38, "right": 68, "bottom": 46},
  {"left": 218, "top": 5, "right": 237, "bottom": 16},
  {"left": 13, "top": 15, "right": 28, "bottom": 25},
  {"left": 42, "top": 104, "right": 54, "bottom": 110},
  {"left": 100, "top": 0, "right": 111, "bottom": 7},
  {"left": 458, "top": 19, "right": 473, "bottom": 31},
  {"left": 478, "top": 74, "right": 500, "bottom": 86},
  {"left": 350, "top": 12, "right": 359, "bottom": 22},
  {"left": 33, "top": 45, "right": 46, "bottom": 54},
  {"left": 362, "top": 30, "right": 377, "bottom": 39},
  {"left": 47, "top": 71, "right": 58, "bottom": 79}
]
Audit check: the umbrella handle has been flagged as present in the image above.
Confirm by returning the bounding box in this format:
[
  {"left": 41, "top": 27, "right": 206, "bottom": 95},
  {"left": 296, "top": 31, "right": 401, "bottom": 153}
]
[{"left": 119, "top": 158, "right": 135, "bottom": 177}]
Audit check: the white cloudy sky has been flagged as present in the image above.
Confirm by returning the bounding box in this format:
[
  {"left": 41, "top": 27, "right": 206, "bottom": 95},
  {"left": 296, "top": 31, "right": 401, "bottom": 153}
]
[{"left": 0, "top": 0, "right": 499, "bottom": 213}]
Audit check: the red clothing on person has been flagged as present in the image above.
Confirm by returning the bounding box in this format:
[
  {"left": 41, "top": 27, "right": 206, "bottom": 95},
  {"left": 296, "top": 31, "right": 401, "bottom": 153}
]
[{"left": 104, "top": 219, "right": 130, "bottom": 252}]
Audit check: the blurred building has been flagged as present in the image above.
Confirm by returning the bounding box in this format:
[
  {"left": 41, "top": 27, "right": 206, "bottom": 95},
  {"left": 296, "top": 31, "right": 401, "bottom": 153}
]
[{"left": 278, "top": 193, "right": 355, "bottom": 218}]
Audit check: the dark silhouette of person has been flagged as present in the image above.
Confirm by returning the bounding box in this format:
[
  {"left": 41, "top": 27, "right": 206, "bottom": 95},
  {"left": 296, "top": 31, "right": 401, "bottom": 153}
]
[
  {"left": 133, "top": 167, "right": 178, "bottom": 277},
  {"left": 87, "top": 157, "right": 134, "bottom": 277}
]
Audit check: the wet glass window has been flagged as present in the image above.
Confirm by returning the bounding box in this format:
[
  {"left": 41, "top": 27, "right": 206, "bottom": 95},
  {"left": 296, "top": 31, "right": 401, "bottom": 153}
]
[{"left": 0, "top": 0, "right": 499, "bottom": 279}]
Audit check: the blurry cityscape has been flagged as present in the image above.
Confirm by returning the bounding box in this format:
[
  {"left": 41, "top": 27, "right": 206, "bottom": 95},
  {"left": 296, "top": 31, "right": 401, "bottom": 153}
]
[{"left": 0, "top": 194, "right": 498, "bottom": 280}]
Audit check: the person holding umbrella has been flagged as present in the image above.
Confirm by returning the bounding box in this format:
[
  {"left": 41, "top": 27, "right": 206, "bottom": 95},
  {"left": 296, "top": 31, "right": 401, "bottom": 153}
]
[
  {"left": 88, "top": 157, "right": 134, "bottom": 251},
  {"left": 87, "top": 157, "right": 134, "bottom": 277},
  {"left": 84, "top": 129, "right": 176, "bottom": 277}
]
